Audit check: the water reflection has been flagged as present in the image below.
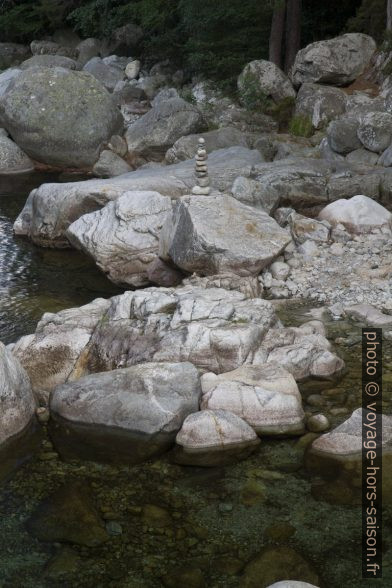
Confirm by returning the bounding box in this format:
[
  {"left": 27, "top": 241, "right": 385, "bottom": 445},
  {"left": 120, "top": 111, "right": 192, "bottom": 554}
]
[{"left": 0, "top": 172, "right": 121, "bottom": 344}]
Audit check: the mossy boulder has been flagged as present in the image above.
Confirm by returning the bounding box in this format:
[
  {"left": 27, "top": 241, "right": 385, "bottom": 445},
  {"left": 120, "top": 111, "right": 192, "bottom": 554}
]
[{"left": 0, "top": 66, "right": 123, "bottom": 168}]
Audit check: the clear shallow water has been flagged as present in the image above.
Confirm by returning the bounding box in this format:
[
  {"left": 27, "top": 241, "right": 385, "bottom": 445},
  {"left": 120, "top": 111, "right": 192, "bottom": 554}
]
[
  {"left": 0, "top": 176, "right": 392, "bottom": 587},
  {"left": 0, "top": 172, "right": 120, "bottom": 345}
]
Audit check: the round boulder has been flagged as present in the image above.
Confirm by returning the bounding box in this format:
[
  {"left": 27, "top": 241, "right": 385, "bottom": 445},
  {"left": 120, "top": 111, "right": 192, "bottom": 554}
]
[
  {"left": 0, "top": 67, "right": 123, "bottom": 168},
  {"left": 238, "top": 59, "right": 296, "bottom": 104},
  {"left": 357, "top": 111, "right": 392, "bottom": 153}
]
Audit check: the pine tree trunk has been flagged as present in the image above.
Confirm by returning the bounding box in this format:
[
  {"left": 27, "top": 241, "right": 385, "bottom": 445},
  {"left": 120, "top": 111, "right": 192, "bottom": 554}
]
[
  {"left": 284, "top": 0, "right": 302, "bottom": 73},
  {"left": 388, "top": 0, "right": 392, "bottom": 30},
  {"left": 269, "top": 0, "right": 286, "bottom": 69}
]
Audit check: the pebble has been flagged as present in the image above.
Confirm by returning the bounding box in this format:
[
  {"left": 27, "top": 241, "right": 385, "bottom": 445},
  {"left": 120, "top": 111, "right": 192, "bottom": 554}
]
[{"left": 307, "top": 414, "right": 330, "bottom": 433}]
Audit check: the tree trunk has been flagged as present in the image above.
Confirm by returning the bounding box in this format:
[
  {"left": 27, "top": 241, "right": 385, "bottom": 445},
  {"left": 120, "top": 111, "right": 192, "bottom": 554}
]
[
  {"left": 284, "top": 0, "right": 302, "bottom": 73},
  {"left": 269, "top": 0, "right": 286, "bottom": 69},
  {"left": 388, "top": 0, "right": 392, "bottom": 30}
]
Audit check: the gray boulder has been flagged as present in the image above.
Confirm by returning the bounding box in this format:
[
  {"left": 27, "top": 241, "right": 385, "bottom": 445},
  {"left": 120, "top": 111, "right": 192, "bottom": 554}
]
[
  {"left": 15, "top": 146, "right": 262, "bottom": 247},
  {"left": 76, "top": 38, "right": 102, "bottom": 66},
  {"left": 327, "top": 116, "right": 362, "bottom": 154},
  {"left": 92, "top": 150, "right": 131, "bottom": 178},
  {"left": 165, "top": 127, "right": 250, "bottom": 164},
  {"left": 289, "top": 212, "right": 330, "bottom": 244},
  {"left": 15, "top": 286, "right": 279, "bottom": 395},
  {"left": 378, "top": 144, "right": 392, "bottom": 167},
  {"left": 0, "top": 67, "right": 123, "bottom": 168},
  {"left": 0, "top": 342, "right": 36, "bottom": 449},
  {"left": 231, "top": 176, "right": 279, "bottom": 213},
  {"left": 66, "top": 191, "right": 172, "bottom": 287},
  {"left": 318, "top": 195, "right": 392, "bottom": 234},
  {"left": 291, "top": 33, "right": 376, "bottom": 86},
  {"left": 20, "top": 55, "right": 80, "bottom": 70},
  {"left": 238, "top": 59, "right": 296, "bottom": 103},
  {"left": 200, "top": 364, "right": 305, "bottom": 435},
  {"left": 174, "top": 409, "right": 260, "bottom": 466},
  {"left": 50, "top": 362, "right": 200, "bottom": 464},
  {"left": 346, "top": 148, "right": 379, "bottom": 166},
  {"left": 30, "top": 40, "right": 77, "bottom": 59},
  {"left": 344, "top": 304, "right": 392, "bottom": 328},
  {"left": 357, "top": 112, "right": 392, "bottom": 153},
  {"left": 295, "top": 83, "right": 346, "bottom": 129},
  {"left": 0, "top": 135, "right": 34, "bottom": 174},
  {"left": 125, "top": 97, "right": 205, "bottom": 160},
  {"left": 12, "top": 298, "right": 111, "bottom": 404},
  {"left": 83, "top": 57, "right": 125, "bottom": 92},
  {"left": 0, "top": 43, "right": 30, "bottom": 69},
  {"left": 159, "top": 194, "right": 291, "bottom": 276}
]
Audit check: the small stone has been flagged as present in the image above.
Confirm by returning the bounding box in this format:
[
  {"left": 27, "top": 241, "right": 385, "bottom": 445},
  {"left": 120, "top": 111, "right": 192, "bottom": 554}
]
[
  {"left": 240, "top": 480, "right": 267, "bottom": 506},
  {"left": 36, "top": 406, "right": 50, "bottom": 424},
  {"left": 125, "top": 59, "right": 141, "bottom": 80},
  {"left": 307, "top": 413, "right": 330, "bottom": 433},
  {"left": 192, "top": 185, "right": 210, "bottom": 195},
  {"left": 105, "top": 521, "right": 122, "bottom": 535}
]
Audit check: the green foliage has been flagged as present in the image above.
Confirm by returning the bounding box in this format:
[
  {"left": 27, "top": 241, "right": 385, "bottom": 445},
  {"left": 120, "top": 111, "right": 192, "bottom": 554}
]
[
  {"left": 238, "top": 70, "right": 273, "bottom": 113},
  {"left": 346, "top": 0, "right": 386, "bottom": 44},
  {"left": 0, "top": 0, "right": 77, "bottom": 42},
  {"left": 289, "top": 115, "right": 314, "bottom": 137}
]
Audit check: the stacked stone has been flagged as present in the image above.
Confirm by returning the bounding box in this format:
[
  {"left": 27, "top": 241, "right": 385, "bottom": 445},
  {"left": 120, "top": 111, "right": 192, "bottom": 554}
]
[{"left": 192, "top": 137, "right": 210, "bottom": 195}]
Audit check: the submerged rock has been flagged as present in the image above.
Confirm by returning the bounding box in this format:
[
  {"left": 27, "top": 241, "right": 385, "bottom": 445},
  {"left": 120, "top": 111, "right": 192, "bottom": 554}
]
[
  {"left": 50, "top": 362, "right": 201, "bottom": 464},
  {"left": 26, "top": 482, "right": 109, "bottom": 546},
  {"left": 174, "top": 409, "right": 260, "bottom": 466},
  {"left": 241, "top": 545, "right": 319, "bottom": 588}
]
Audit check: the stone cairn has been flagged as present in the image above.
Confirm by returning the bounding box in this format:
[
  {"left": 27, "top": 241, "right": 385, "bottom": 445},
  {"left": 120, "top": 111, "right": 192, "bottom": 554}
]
[{"left": 192, "top": 137, "right": 210, "bottom": 195}]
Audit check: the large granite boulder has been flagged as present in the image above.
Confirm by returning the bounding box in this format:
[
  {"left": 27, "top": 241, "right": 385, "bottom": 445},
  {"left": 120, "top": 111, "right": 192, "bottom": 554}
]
[
  {"left": 327, "top": 116, "right": 362, "bottom": 154},
  {"left": 174, "top": 409, "right": 260, "bottom": 466},
  {"left": 238, "top": 60, "right": 296, "bottom": 104},
  {"left": 50, "top": 362, "right": 201, "bottom": 464},
  {"left": 14, "top": 286, "right": 279, "bottom": 396},
  {"left": 14, "top": 146, "right": 263, "bottom": 247},
  {"left": 357, "top": 112, "right": 392, "bottom": 153},
  {"left": 0, "top": 135, "right": 34, "bottom": 174},
  {"left": 0, "top": 68, "right": 21, "bottom": 98},
  {"left": 165, "top": 127, "right": 250, "bottom": 164},
  {"left": 125, "top": 97, "right": 205, "bottom": 160},
  {"left": 0, "top": 342, "right": 36, "bottom": 449},
  {"left": 200, "top": 364, "right": 305, "bottom": 435},
  {"left": 12, "top": 298, "right": 111, "bottom": 404},
  {"left": 66, "top": 191, "right": 172, "bottom": 287},
  {"left": 0, "top": 43, "right": 30, "bottom": 69},
  {"left": 83, "top": 57, "right": 125, "bottom": 92},
  {"left": 294, "top": 83, "right": 346, "bottom": 129},
  {"left": 0, "top": 67, "right": 123, "bottom": 168},
  {"left": 159, "top": 194, "right": 291, "bottom": 277},
  {"left": 20, "top": 55, "right": 80, "bottom": 70},
  {"left": 291, "top": 33, "right": 376, "bottom": 87},
  {"left": 318, "top": 195, "right": 392, "bottom": 234}
]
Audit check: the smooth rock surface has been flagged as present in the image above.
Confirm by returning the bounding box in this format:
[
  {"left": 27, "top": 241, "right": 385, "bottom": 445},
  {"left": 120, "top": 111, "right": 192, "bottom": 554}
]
[
  {"left": 201, "top": 364, "right": 305, "bottom": 435},
  {"left": 174, "top": 409, "right": 260, "bottom": 466},
  {"left": 159, "top": 194, "right": 291, "bottom": 277},
  {"left": 66, "top": 191, "right": 171, "bottom": 287},
  {"left": 318, "top": 195, "right": 392, "bottom": 234},
  {"left": 0, "top": 342, "right": 36, "bottom": 448}
]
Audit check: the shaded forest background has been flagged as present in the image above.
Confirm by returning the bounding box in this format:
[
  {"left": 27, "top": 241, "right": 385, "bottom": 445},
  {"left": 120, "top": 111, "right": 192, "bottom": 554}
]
[{"left": 0, "top": 0, "right": 388, "bottom": 84}]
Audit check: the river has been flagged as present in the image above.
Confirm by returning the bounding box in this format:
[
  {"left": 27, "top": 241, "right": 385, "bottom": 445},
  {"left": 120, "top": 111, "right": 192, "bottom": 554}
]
[{"left": 0, "top": 173, "right": 391, "bottom": 587}]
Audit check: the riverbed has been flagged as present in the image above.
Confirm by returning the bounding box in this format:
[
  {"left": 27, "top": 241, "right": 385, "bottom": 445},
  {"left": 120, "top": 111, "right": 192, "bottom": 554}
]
[{"left": 0, "top": 174, "right": 391, "bottom": 587}]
